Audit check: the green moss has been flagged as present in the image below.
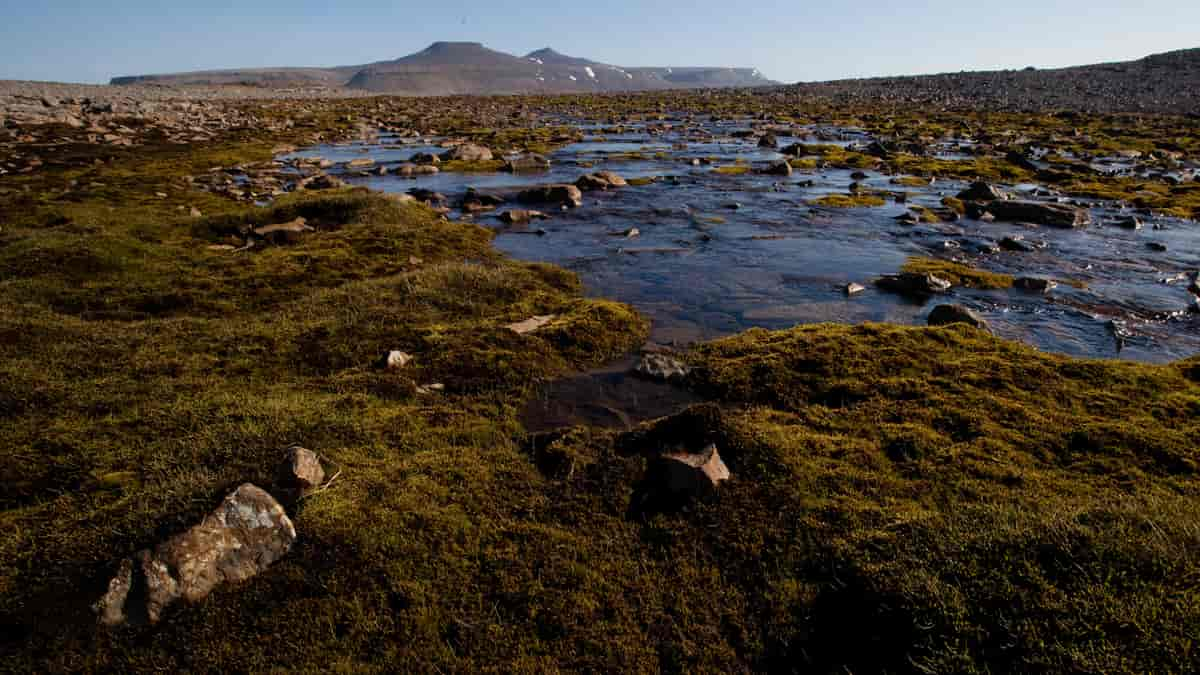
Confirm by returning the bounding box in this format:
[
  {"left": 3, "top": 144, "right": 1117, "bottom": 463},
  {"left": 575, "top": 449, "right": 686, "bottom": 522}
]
[
  {"left": 439, "top": 159, "right": 508, "bottom": 173},
  {"left": 811, "top": 193, "right": 887, "bottom": 208},
  {"left": 788, "top": 158, "right": 818, "bottom": 170},
  {"left": 891, "top": 175, "right": 931, "bottom": 187},
  {"left": 941, "top": 196, "right": 966, "bottom": 215},
  {"left": 901, "top": 256, "right": 1014, "bottom": 289},
  {"left": 908, "top": 205, "right": 942, "bottom": 223}
]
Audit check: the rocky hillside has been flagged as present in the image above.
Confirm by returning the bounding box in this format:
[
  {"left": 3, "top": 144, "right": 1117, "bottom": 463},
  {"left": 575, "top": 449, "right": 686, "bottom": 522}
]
[
  {"left": 110, "top": 42, "right": 776, "bottom": 95},
  {"left": 792, "top": 48, "right": 1200, "bottom": 114}
]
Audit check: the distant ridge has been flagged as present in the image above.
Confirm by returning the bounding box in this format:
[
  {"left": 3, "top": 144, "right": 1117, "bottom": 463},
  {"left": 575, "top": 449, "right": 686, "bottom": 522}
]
[
  {"left": 785, "top": 47, "right": 1200, "bottom": 114},
  {"left": 111, "top": 42, "right": 776, "bottom": 95}
]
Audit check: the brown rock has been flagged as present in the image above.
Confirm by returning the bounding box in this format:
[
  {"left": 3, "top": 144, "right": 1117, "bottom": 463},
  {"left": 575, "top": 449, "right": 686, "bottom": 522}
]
[
  {"left": 985, "top": 200, "right": 1090, "bottom": 229},
  {"left": 518, "top": 184, "right": 583, "bottom": 208},
  {"left": 440, "top": 143, "right": 493, "bottom": 162},
  {"left": 657, "top": 444, "right": 731, "bottom": 499}
]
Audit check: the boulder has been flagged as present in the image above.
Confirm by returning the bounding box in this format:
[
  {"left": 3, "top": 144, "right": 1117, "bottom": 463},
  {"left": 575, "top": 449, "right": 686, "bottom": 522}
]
[
  {"left": 844, "top": 282, "right": 867, "bottom": 296},
  {"left": 440, "top": 143, "right": 493, "bottom": 162},
  {"left": 634, "top": 353, "right": 691, "bottom": 382},
  {"left": 874, "top": 272, "right": 952, "bottom": 296},
  {"left": 757, "top": 133, "right": 778, "bottom": 148},
  {"left": 499, "top": 209, "right": 549, "bottom": 225},
  {"left": 378, "top": 350, "right": 413, "bottom": 369},
  {"left": 518, "top": 184, "right": 583, "bottom": 208},
  {"left": 1114, "top": 215, "right": 1144, "bottom": 230},
  {"left": 576, "top": 171, "right": 627, "bottom": 191},
  {"left": 346, "top": 158, "right": 375, "bottom": 169},
  {"left": 94, "top": 484, "right": 296, "bottom": 627},
  {"left": 505, "top": 153, "right": 551, "bottom": 172},
  {"left": 957, "top": 182, "right": 1012, "bottom": 202},
  {"left": 927, "top": 304, "right": 991, "bottom": 332},
  {"left": 409, "top": 152, "right": 441, "bottom": 165},
  {"left": 275, "top": 447, "right": 325, "bottom": 504},
  {"left": 1000, "top": 235, "right": 1035, "bottom": 252},
  {"left": 1014, "top": 277, "right": 1058, "bottom": 293},
  {"left": 655, "top": 444, "right": 731, "bottom": 499},
  {"left": 761, "top": 160, "right": 792, "bottom": 176},
  {"left": 985, "top": 200, "right": 1090, "bottom": 228},
  {"left": 302, "top": 174, "right": 344, "bottom": 191}
]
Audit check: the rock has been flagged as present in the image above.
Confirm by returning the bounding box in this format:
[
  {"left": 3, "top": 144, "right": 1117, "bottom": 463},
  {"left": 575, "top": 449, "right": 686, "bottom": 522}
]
[
  {"left": 440, "top": 143, "right": 493, "bottom": 162},
  {"left": 303, "top": 174, "right": 344, "bottom": 191},
  {"left": 757, "top": 133, "right": 778, "bottom": 148},
  {"left": 576, "top": 171, "right": 627, "bottom": 190},
  {"left": 408, "top": 189, "right": 447, "bottom": 205},
  {"left": 761, "top": 160, "right": 792, "bottom": 176},
  {"left": 864, "top": 141, "right": 895, "bottom": 158},
  {"left": 875, "top": 272, "right": 952, "bottom": 296},
  {"left": 1147, "top": 242, "right": 1168, "bottom": 252},
  {"left": 518, "top": 184, "right": 583, "bottom": 208},
  {"left": 985, "top": 200, "right": 1090, "bottom": 228},
  {"left": 844, "top": 282, "right": 867, "bottom": 296},
  {"left": 780, "top": 142, "right": 806, "bottom": 156},
  {"left": 499, "top": 209, "right": 548, "bottom": 225},
  {"left": 634, "top": 353, "right": 691, "bottom": 382},
  {"left": 95, "top": 484, "right": 295, "bottom": 627},
  {"left": 409, "top": 152, "right": 441, "bottom": 165},
  {"left": 957, "top": 182, "right": 1012, "bottom": 202},
  {"left": 346, "top": 158, "right": 375, "bottom": 169},
  {"left": 1005, "top": 150, "right": 1039, "bottom": 171},
  {"left": 253, "top": 217, "right": 313, "bottom": 244},
  {"left": 505, "top": 153, "right": 551, "bottom": 172},
  {"left": 1000, "top": 235, "right": 1035, "bottom": 252},
  {"left": 275, "top": 446, "right": 325, "bottom": 504},
  {"left": 928, "top": 304, "right": 991, "bottom": 332},
  {"left": 506, "top": 315, "right": 558, "bottom": 334},
  {"left": 460, "top": 189, "right": 505, "bottom": 212},
  {"left": 655, "top": 444, "right": 730, "bottom": 499},
  {"left": 1114, "top": 215, "right": 1144, "bottom": 230},
  {"left": 1014, "top": 277, "right": 1058, "bottom": 293},
  {"left": 378, "top": 350, "right": 413, "bottom": 369}
]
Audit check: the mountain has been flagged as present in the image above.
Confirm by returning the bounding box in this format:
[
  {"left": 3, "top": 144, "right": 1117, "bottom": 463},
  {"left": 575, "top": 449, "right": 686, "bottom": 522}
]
[{"left": 110, "top": 42, "right": 777, "bottom": 94}]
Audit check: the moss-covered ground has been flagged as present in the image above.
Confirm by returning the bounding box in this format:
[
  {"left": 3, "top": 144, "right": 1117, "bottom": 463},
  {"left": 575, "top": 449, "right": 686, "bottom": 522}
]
[{"left": 2, "top": 93, "right": 1199, "bottom": 672}]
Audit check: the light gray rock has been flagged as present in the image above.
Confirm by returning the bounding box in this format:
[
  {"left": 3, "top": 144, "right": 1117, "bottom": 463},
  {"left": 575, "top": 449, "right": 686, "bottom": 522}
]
[
  {"left": 634, "top": 353, "right": 691, "bottom": 382},
  {"left": 94, "top": 484, "right": 296, "bottom": 626}
]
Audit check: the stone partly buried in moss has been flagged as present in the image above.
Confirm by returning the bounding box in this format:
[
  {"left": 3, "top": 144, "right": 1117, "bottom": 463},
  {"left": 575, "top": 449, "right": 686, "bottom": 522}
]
[
  {"left": 252, "top": 216, "right": 314, "bottom": 245},
  {"left": 94, "top": 484, "right": 296, "bottom": 627},
  {"left": 656, "top": 444, "right": 731, "bottom": 499},
  {"left": 505, "top": 314, "right": 558, "bottom": 335},
  {"left": 274, "top": 446, "right": 326, "bottom": 505},
  {"left": 518, "top": 184, "right": 583, "bottom": 208},
  {"left": 927, "top": 304, "right": 992, "bottom": 333}
]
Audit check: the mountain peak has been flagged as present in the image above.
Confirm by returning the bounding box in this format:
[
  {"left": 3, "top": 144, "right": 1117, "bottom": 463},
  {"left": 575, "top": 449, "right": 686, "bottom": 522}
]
[{"left": 524, "top": 48, "right": 599, "bottom": 67}]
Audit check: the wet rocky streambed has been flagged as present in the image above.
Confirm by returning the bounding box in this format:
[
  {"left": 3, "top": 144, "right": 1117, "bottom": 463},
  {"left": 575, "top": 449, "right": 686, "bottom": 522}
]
[{"left": 279, "top": 118, "right": 1200, "bottom": 428}]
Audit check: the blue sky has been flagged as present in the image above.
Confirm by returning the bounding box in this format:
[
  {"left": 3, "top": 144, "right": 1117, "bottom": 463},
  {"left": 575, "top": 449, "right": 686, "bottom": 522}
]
[{"left": 3, "top": 1, "right": 1198, "bottom": 84}]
